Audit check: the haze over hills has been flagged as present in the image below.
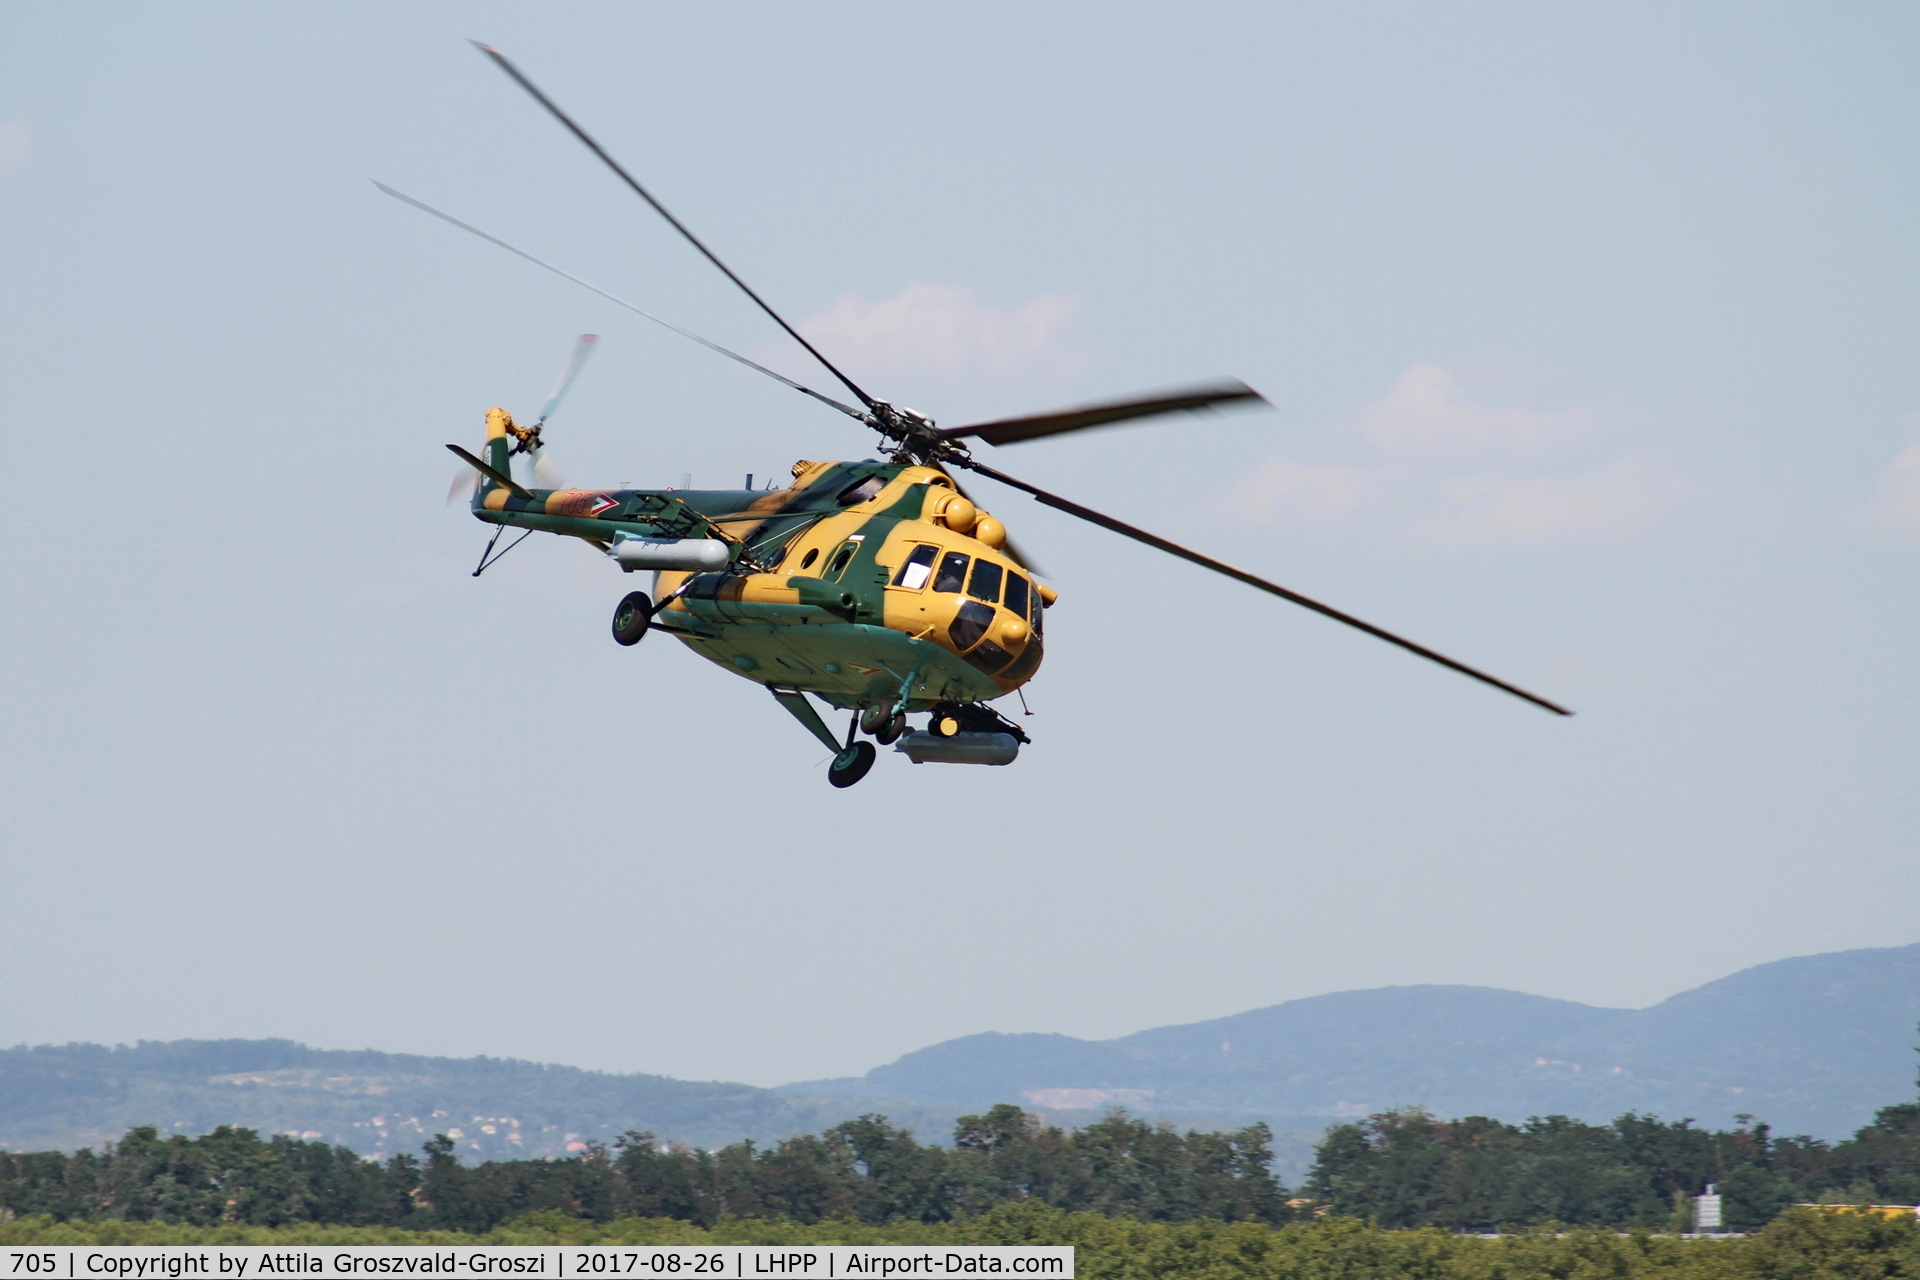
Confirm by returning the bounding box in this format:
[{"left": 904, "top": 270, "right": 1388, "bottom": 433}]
[
  {"left": 0, "top": 1039, "right": 968, "bottom": 1163},
  {"left": 785, "top": 943, "right": 1920, "bottom": 1139},
  {"left": 2, "top": 943, "right": 1913, "bottom": 1177}
]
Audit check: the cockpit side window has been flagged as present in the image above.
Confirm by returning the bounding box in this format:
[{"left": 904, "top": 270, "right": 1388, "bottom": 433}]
[
  {"left": 1003, "top": 572, "right": 1030, "bottom": 620},
  {"left": 892, "top": 543, "right": 939, "bottom": 589},
  {"left": 932, "top": 551, "right": 970, "bottom": 594},
  {"left": 967, "top": 559, "right": 1002, "bottom": 605}
]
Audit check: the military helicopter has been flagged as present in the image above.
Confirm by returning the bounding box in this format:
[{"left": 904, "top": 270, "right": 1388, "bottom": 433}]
[{"left": 387, "top": 43, "right": 1571, "bottom": 788}]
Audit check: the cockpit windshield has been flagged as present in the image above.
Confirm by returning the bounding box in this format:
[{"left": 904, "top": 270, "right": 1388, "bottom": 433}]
[
  {"left": 967, "top": 559, "right": 1002, "bottom": 604},
  {"left": 1003, "top": 572, "right": 1030, "bottom": 620},
  {"left": 932, "top": 551, "right": 970, "bottom": 594}
]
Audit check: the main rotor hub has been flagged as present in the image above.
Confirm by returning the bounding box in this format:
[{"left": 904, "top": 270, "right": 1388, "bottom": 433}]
[{"left": 870, "top": 400, "right": 966, "bottom": 466}]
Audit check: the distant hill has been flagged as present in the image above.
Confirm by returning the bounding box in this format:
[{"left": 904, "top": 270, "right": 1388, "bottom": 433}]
[
  {"left": 782, "top": 943, "right": 1920, "bottom": 1140},
  {"left": 4, "top": 943, "right": 1913, "bottom": 1179},
  {"left": 0, "top": 1039, "right": 955, "bottom": 1162}
]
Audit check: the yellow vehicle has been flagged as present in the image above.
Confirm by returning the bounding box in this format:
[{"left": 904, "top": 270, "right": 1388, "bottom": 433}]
[
  {"left": 1795, "top": 1204, "right": 1919, "bottom": 1219},
  {"left": 397, "top": 43, "right": 1571, "bottom": 788}
]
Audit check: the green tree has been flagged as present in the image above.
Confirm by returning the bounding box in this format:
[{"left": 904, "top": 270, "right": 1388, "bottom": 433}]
[
  {"left": 952, "top": 1104, "right": 1086, "bottom": 1212},
  {"left": 831, "top": 1115, "right": 954, "bottom": 1223}
]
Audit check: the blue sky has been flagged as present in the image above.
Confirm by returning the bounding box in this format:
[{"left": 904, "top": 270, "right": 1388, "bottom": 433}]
[{"left": 2, "top": 2, "right": 1916, "bottom": 1101}]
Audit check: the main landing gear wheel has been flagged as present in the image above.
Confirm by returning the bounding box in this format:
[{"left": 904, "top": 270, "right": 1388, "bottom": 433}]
[
  {"left": 860, "top": 702, "right": 907, "bottom": 744},
  {"left": 828, "top": 741, "right": 876, "bottom": 788},
  {"left": 611, "top": 591, "right": 652, "bottom": 646}
]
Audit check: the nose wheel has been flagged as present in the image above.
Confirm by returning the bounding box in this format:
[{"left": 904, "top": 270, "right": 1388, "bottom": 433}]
[{"left": 828, "top": 741, "right": 876, "bottom": 788}]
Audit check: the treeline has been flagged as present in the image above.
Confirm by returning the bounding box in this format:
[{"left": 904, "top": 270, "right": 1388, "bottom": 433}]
[
  {"left": 5, "top": 1096, "right": 1919, "bottom": 1234},
  {"left": 0, "top": 1105, "right": 1282, "bottom": 1230},
  {"left": 1311, "top": 1100, "right": 1920, "bottom": 1232}
]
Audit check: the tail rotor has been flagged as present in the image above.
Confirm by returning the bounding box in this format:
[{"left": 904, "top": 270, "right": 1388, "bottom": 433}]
[
  {"left": 444, "top": 333, "right": 599, "bottom": 501},
  {"left": 521, "top": 332, "right": 598, "bottom": 488}
]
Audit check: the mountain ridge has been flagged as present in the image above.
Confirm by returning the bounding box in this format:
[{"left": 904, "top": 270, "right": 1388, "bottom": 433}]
[
  {"left": 3, "top": 942, "right": 1914, "bottom": 1176},
  {"left": 778, "top": 944, "right": 1920, "bottom": 1138}
]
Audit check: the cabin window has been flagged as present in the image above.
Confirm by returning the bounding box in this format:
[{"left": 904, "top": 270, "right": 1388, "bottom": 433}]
[
  {"left": 893, "top": 544, "right": 939, "bottom": 589},
  {"left": 967, "top": 559, "right": 1002, "bottom": 604},
  {"left": 826, "top": 543, "right": 857, "bottom": 579},
  {"left": 932, "top": 551, "right": 970, "bottom": 593},
  {"left": 798, "top": 547, "right": 820, "bottom": 570},
  {"left": 1003, "top": 572, "right": 1031, "bottom": 621}
]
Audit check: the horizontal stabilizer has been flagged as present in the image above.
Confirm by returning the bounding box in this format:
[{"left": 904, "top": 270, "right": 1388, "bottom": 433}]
[{"left": 446, "top": 443, "right": 530, "bottom": 497}]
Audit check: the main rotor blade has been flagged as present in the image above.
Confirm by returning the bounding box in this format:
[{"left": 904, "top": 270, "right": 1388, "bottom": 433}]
[
  {"left": 374, "top": 182, "right": 870, "bottom": 424},
  {"left": 471, "top": 42, "right": 880, "bottom": 415},
  {"left": 538, "top": 333, "right": 599, "bottom": 424},
  {"left": 957, "top": 458, "right": 1573, "bottom": 716},
  {"left": 939, "top": 380, "right": 1269, "bottom": 447}
]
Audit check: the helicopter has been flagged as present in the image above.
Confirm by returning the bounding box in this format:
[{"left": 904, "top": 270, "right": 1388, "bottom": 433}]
[{"left": 388, "top": 42, "right": 1572, "bottom": 788}]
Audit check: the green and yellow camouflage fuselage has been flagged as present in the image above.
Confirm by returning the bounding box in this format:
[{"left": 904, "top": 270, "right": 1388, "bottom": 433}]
[{"left": 469, "top": 408, "right": 1052, "bottom": 713}]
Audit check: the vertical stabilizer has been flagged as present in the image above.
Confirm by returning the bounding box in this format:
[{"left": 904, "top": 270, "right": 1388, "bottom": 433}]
[{"left": 485, "top": 408, "right": 515, "bottom": 485}]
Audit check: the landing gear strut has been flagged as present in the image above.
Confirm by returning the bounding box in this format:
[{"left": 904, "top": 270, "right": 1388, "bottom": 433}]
[
  {"left": 768, "top": 688, "right": 884, "bottom": 788},
  {"left": 860, "top": 702, "right": 907, "bottom": 745}
]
